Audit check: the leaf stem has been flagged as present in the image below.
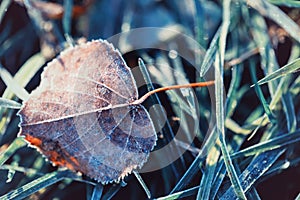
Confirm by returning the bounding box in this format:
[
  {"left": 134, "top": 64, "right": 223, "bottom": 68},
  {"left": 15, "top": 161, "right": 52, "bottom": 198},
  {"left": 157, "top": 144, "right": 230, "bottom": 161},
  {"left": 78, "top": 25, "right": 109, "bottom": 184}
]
[{"left": 133, "top": 81, "right": 215, "bottom": 105}]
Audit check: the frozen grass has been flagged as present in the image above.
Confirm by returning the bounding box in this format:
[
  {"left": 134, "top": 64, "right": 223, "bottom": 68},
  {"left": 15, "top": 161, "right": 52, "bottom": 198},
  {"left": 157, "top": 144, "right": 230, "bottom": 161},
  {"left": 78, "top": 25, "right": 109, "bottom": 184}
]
[{"left": 0, "top": 0, "right": 300, "bottom": 199}]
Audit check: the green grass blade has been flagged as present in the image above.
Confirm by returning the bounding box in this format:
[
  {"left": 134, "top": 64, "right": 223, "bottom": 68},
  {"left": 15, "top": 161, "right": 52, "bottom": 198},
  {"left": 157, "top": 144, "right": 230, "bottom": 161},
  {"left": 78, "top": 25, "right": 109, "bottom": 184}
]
[
  {"left": 0, "top": 138, "right": 26, "bottom": 166},
  {"left": 215, "top": 0, "right": 246, "bottom": 199},
  {"left": 249, "top": 62, "right": 276, "bottom": 123},
  {"left": 199, "top": 26, "right": 221, "bottom": 77},
  {"left": 0, "top": 170, "right": 76, "bottom": 199},
  {"left": 290, "top": 75, "right": 300, "bottom": 95},
  {"left": 247, "top": 9, "right": 279, "bottom": 96},
  {"left": 196, "top": 145, "right": 220, "bottom": 200},
  {"left": 0, "top": 98, "right": 21, "bottom": 109},
  {"left": 226, "top": 65, "right": 244, "bottom": 117},
  {"left": 282, "top": 92, "right": 297, "bottom": 131},
  {"left": 256, "top": 58, "right": 300, "bottom": 86}
]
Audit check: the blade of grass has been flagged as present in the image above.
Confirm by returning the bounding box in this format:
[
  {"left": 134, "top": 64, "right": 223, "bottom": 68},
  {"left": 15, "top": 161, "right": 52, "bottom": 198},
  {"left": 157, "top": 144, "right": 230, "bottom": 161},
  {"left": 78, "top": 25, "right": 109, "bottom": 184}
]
[
  {"left": 194, "top": 0, "right": 206, "bottom": 48},
  {"left": 138, "top": 58, "right": 184, "bottom": 179},
  {"left": 63, "top": 0, "right": 75, "bottom": 46},
  {"left": 226, "top": 65, "right": 245, "bottom": 117},
  {"left": 0, "top": 170, "right": 76, "bottom": 199},
  {"left": 255, "top": 58, "right": 300, "bottom": 86},
  {"left": 133, "top": 171, "right": 151, "bottom": 199},
  {"left": 282, "top": 92, "right": 297, "bottom": 132},
  {"left": 249, "top": 61, "right": 276, "bottom": 123},
  {"left": 215, "top": 0, "right": 246, "bottom": 199},
  {"left": 247, "top": 10, "right": 279, "bottom": 96},
  {"left": 225, "top": 118, "right": 252, "bottom": 135},
  {"left": 101, "top": 182, "right": 125, "bottom": 200},
  {"left": 90, "top": 184, "right": 103, "bottom": 200},
  {"left": 288, "top": 43, "right": 300, "bottom": 63},
  {"left": 247, "top": 0, "right": 300, "bottom": 43},
  {"left": 231, "top": 129, "right": 300, "bottom": 159},
  {"left": 196, "top": 144, "right": 220, "bottom": 200},
  {"left": 0, "top": 0, "right": 10, "bottom": 23},
  {"left": 0, "top": 137, "right": 26, "bottom": 166},
  {"left": 0, "top": 98, "right": 21, "bottom": 109},
  {"left": 0, "top": 164, "right": 43, "bottom": 176},
  {"left": 0, "top": 64, "right": 29, "bottom": 101},
  {"left": 0, "top": 53, "right": 45, "bottom": 135},
  {"left": 11, "top": 53, "right": 46, "bottom": 89},
  {"left": 268, "top": 0, "right": 300, "bottom": 7},
  {"left": 210, "top": 133, "right": 249, "bottom": 199},
  {"left": 170, "top": 126, "right": 217, "bottom": 194},
  {"left": 199, "top": 26, "right": 221, "bottom": 77},
  {"left": 157, "top": 186, "right": 199, "bottom": 200},
  {"left": 290, "top": 75, "right": 300, "bottom": 95},
  {"left": 220, "top": 148, "right": 285, "bottom": 199}
]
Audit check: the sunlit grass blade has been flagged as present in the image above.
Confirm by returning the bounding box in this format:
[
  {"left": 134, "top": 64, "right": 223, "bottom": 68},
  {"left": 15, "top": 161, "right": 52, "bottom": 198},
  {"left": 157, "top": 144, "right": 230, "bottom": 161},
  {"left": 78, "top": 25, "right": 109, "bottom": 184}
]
[
  {"left": 0, "top": 170, "right": 76, "bottom": 199},
  {"left": 290, "top": 75, "right": 300, "bottom": 95},
  {"left": 0, "top": 98, "right": 21, "bottom": 109},
  {"left": 225, "top": 118, "right": 252, "bottom": 135},
  {"left": 0, "top": 53, "right": 45, "bottom": 135},
  {"left": 0, "top": 137, "right": 26, "bottom": 166},
  {"left": 0, "top": 64, "right": 29, "bottom": 101},
  {"left": 255, "top": 58, "right": 300, "bottom": 86}
]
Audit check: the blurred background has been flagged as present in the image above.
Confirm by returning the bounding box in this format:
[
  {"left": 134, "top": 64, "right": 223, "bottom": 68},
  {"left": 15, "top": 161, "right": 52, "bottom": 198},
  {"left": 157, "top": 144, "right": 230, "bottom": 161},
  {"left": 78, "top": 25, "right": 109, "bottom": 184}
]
[{"left": 0, "top": 0, "right": 300, "bottom": 199}]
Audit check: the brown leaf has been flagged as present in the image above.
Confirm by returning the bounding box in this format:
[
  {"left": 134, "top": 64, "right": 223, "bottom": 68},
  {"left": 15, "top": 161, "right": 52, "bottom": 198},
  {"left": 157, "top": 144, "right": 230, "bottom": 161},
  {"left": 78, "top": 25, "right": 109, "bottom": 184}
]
[{"left": 18, "top": 40, "right": 157, "bottom": 183}]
